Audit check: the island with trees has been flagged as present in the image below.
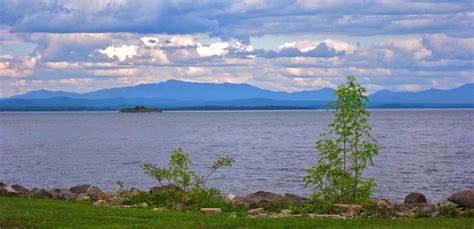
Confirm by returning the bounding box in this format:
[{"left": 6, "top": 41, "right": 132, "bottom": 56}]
[{"left": 119, "top": 105, "right": 162, "bottom": 113}]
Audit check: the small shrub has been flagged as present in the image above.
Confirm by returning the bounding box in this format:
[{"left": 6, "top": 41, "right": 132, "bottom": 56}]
[
  {"left": 127, "top": 192, "right": 152, "bottom": 205},
  {"left": 142, "top": 148, "right": 194, "bottom": 190},
  {"left": 296, "top": 200, "right": 346, "bottom": 214},
  {"left": 185, "top": 187, "right": 237, "bottom": 212},
  {"left": 142, "top": 148, "right": 235, "bottom": 191},
  {"left": 415, "top": 211, "right": 432, "bottom": 218},
  {"left": 461, "top": 209, "right": 474, "bottom": 218},
  {"left": 438, "top": 203, "right": 460, "bottom": 217},
  {"left": 260, "top": 200, "right": 291, "bottom": 212},
  {"left": 127, "top": 190, "right": 186, "bottom": 209},
  {"left": 360, "top": 201, "right": 378, "bottom": 217}
]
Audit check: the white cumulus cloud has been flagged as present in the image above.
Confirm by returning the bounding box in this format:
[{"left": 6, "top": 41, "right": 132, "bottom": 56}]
[
  {"left": 98, "top": 45, "right": 137, "bottom": 61},
  {"left": 197, "top": 42, "right": 229, "bottom": 57}
]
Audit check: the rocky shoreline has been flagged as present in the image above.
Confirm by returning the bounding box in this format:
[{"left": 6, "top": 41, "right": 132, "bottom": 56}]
[{"left": 1, "top": 182, "right": 473, "bottom": 219}]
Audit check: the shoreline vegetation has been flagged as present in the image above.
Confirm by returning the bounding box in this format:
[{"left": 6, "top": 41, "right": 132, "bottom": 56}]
[
  {"left": 1, "top": 182, "right": 473, "bottom": 228},
  {"left": 2, "top": 77, "right": 473, "bottom": 228},
  {"left": 1, "top": 197, "right": 473, "bottom": 229}
]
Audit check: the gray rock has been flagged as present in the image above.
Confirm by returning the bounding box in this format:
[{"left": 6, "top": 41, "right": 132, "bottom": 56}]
[
  {"left": 244, "top": 191, "right": 283, "bottom": 208},
  {"left": 86, "top": 186, "right": 107, "bottom": 201},
  {"left": 149, "top": 184, "right": 182, "bottom": 194},
  {"left": 234, "top": 192, "right": 309, "bottom": 208},
  {"left": 283, "top": 193, "right": 311, "bottom": 205},
  {"left": 11, "top": 184, "right": 31, "bottom": 196},
  {"left": 404, "top": 192, "right": 427, "bottom": 204},
  {"left": 0, "top": 185, "right": 19, "bottom": 196},
  {"left": 448, "top": 188, "right": 474, "bottom": 209},
  {"left": 51, "top": 188, "right": 78, "bottom": 200},
  {"left": 31, "top": 188, "right": 52, "bottom": 198},
  {"left": 70, "top": 184, "right": 92, "bottom": 194}
]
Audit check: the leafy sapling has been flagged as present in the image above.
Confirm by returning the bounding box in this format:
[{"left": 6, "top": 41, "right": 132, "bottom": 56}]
[
  {"left": 142, "top": 148, "right": 235, "bottom": 191},
  {"left": 304, "top": 76, "right": 379, "bottom": 203}
]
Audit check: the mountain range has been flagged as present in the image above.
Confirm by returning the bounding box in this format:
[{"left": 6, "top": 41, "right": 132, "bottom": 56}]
[{"left": 1, "top": 80, "right": 473, "bottom": 111}]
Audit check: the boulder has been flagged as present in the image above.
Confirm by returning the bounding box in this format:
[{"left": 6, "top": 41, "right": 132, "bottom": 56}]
[
  {"left": 448, "top": 188, "right": 474, "bottom": 209},
  {"left": 86, "top": 186, "right": 107, "bottom": 201},
  {"left": 69, "top": 184, "right": 92, "bottom": 194},
  {"left": 404, "top": 192, "right": 427, "bottom": 204},
  {"left": 283, "top": 193, "right": 311, "bottom": 205},
  {"left": 11, "top": 184, "right": 31, "bottom": 196},
  {"left": 0, "top": 185, "right": 19, "bottom": 196},
  {"left": 247, "top": 208, "right": 265, "bottom": 215},
  {"left": 247, "top": 191, "right": 282, "bottom": 202},
  {"left": 51, "top": 188, "right": 78, "bottom": 200},
  {"left": 200, "top": 208, "right": 222, "bottom": 215},
  {"left": 243, "top": 191, "right": 283, "bottom": 208},
  {"left": 31, "top": 188, "right": 52, "bottom": 198},
  {"left": 149, "top": 184, "right": 182, "bottom": 194},
  {"left": 230, "top": 196, "right": 249, "bottom": 206}
]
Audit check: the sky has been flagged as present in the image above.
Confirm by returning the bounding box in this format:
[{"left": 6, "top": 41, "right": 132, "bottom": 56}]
[{"left": 0, "top": 0, "right": 473, "bottom": 97}]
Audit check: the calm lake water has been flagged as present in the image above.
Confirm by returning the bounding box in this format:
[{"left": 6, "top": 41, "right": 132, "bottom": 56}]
[{"left": 1, "top": 110, "right": 473, "bottom": 203}]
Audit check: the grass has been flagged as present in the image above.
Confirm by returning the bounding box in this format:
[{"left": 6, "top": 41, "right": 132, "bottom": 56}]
[{"left": 1, "top": 196, "right": 473, "bottom": 228}]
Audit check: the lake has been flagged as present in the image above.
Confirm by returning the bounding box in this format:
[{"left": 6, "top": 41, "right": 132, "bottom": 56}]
[{"left": 1, "top": 109, "right": 473, "bottom": 203}]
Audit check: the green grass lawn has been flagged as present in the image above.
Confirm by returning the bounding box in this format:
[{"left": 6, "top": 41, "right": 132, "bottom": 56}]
[{"left": 0, "top": 196, "right": 473, "bottom": 228}]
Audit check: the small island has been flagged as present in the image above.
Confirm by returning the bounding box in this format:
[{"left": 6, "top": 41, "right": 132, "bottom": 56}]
[{"left": 119, "top": 105, "right": 162, "bottom": 113}]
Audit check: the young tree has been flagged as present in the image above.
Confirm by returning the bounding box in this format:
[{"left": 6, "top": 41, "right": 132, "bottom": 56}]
[
  {"left": 142, "top": 148, "right": 235, "bottom": 191},
  {"left": 304, "top": 76, "right": 379, "bottom": 203}
]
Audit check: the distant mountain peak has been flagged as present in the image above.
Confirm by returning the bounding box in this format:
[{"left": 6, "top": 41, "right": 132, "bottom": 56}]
[{"left": 5, "top": 81, "right": 473, "bottom": 106}]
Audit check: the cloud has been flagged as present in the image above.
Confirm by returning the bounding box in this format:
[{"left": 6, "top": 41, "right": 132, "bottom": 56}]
[
  {"left": 98, "top": 45, "right": 137, "bottom": 61},
  {"left": 0, "top": 0, "right": 472, "bottom": 98},
  {"left": 261, "top": 40, "right": 357, "bottom": 58},
  {"left": 197, "top": 42, "right": 229, "bottom": 57},
  {"left": 1, "top": 0, "right": 472, "bottom": 40},
  {"left": 27, "top": 33, "right": 135, "bottom": 62},
  {"left": 422, "top": 34, "right": 474, "bottom": 60},
  {"left": 0, "top": 55, "right": 39, "bottom": 78}
]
